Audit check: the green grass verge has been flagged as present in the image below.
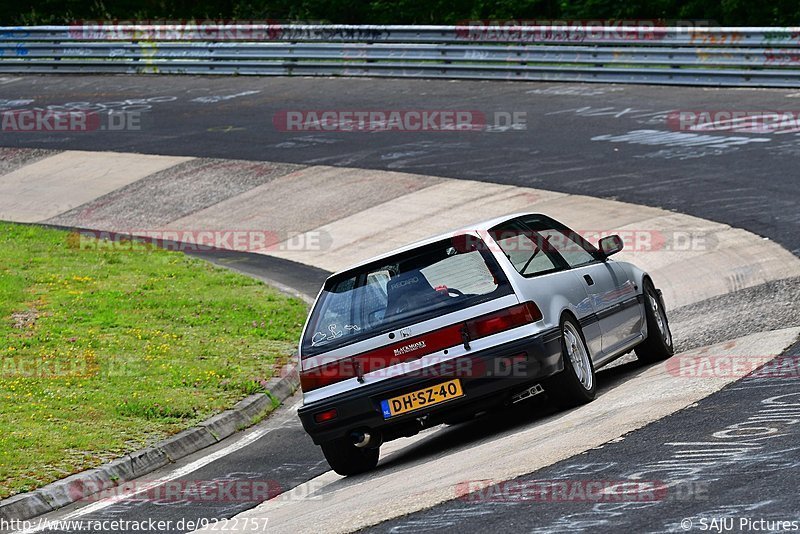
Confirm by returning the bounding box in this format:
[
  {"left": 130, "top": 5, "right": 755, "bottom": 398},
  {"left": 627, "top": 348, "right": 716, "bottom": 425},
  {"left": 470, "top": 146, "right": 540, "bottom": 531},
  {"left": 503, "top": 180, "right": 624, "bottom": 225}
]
[{"left": 0, "top": 222, "right": 307, "bottom": 499}]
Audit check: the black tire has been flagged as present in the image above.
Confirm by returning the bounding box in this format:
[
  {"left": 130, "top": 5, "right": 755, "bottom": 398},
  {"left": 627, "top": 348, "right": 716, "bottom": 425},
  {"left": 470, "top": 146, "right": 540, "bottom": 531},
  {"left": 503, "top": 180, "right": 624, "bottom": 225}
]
[
  {"left": 545, "top": 316, "right": 597, "bottom": 408},
  {"left": 634, "top": 279, "right": 674, "bottom": 364},
  {"left": 320, "top": 438, "right": 380, "bottom": 476}
]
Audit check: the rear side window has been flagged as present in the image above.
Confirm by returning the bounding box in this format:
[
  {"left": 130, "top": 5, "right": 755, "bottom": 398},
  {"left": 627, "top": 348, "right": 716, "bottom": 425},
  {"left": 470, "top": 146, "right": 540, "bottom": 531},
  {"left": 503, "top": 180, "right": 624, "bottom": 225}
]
[
  {"left": 537, "top": 228, "right": 597, "bottom": 268},
  {"left": 521, "top": 215, "right": 600, "bottom": 269},
  {"left": 491, "top": 228, "right": 558, "bottom": 277},
  {"left": 491, "top": 215, "right": 601, "bottom": 276},
  {"left": 301, "top": 235, "right": 511, "bottom": 357}
]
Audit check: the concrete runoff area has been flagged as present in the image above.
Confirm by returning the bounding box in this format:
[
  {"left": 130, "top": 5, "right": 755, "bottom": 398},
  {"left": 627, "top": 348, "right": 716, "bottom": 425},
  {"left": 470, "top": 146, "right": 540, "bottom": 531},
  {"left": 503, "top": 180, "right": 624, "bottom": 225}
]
[
  {"left": 169, "top": 165, "right": 443, "bottom": 246},
  {"left": 259, "top": 181, "right": 557, "bottom": 265},
  {"left": 260, "top": 180, "right": 799, "bottom": 311}
]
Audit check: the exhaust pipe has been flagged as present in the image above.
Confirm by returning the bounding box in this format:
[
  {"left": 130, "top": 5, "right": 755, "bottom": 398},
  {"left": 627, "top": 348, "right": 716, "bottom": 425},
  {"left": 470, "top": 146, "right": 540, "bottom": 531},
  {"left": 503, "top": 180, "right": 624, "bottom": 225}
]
[{"left": 351, "top": 430, "right": 372, "bottom": 448}]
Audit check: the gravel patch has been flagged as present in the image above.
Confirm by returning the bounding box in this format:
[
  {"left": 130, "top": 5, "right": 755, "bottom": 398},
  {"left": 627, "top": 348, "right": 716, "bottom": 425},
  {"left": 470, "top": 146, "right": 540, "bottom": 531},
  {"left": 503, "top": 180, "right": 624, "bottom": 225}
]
[
  {"left": 603, "top": 276, "right": 800, "bottom": 369},
  {"left": 45, "top": 158, "right": 304, "bottom": 231},
  {"left": 0, "top": 147, "right": 59, "bottom": 175},
  {"left": 668, "top": 275, "right": 800, "bottom": 352}
]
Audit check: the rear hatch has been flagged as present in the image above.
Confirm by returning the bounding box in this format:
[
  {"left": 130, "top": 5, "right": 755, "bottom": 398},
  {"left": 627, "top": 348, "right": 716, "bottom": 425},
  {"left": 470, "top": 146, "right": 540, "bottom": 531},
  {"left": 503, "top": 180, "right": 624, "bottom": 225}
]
[{"left": 299, "top": 233, "right": 523, "bottom": 401}]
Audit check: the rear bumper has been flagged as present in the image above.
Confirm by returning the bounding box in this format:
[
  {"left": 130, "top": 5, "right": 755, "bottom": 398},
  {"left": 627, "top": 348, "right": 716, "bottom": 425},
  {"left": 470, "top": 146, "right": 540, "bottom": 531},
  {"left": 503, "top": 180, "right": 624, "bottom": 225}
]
[{"left": 297, "top": 329, "right": 563, "bottom": 445}]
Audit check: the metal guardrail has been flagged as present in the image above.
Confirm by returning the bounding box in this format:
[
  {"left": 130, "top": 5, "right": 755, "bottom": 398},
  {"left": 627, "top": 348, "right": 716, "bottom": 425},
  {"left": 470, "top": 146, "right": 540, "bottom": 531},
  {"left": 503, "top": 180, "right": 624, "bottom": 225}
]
[{"left": 1, "top": 25, "right": 800, "bottom": 86}]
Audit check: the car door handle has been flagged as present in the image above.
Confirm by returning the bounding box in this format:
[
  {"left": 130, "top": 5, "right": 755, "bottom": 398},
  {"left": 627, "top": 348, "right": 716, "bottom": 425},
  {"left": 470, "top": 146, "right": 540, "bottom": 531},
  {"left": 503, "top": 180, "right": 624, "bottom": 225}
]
[{"left": 583, "top": 274, "right": 594, "bottom": 286}]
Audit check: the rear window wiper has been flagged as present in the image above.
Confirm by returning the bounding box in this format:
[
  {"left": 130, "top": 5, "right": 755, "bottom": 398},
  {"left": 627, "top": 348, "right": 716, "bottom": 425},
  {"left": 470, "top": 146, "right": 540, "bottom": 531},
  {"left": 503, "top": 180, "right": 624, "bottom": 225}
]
[{"left": 521, "top": 235, "right": 551, "bottom": 274}]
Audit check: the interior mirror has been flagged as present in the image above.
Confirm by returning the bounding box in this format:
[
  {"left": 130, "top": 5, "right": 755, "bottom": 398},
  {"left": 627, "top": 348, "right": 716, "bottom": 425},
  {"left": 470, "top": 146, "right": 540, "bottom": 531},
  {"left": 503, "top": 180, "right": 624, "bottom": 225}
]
[{"left": 599, "top": 235, "right": 624, "bottom": 257}]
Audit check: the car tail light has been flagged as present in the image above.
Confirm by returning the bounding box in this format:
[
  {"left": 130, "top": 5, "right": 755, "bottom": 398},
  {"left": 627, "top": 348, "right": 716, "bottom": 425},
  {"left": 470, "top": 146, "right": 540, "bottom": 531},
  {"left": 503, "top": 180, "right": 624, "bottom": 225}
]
[
  {"left": 300, "top": 358, "right": 358, "bottom": 393},
  {"left": 466, "top": 301, "right": 542, "bottom": 339},
  {"left": 314, "top": 408, "right": 338, "bottom": 424}
]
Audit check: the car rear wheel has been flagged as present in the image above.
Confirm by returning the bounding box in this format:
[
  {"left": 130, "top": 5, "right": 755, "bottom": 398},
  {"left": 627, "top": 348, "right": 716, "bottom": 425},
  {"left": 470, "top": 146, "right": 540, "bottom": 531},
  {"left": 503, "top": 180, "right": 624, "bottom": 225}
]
[
  {"left": 546, "top": 316, "right": 597, "bottom": 408},
  {"left": 634, "top": 280, "right": 674, "bottom": 364},
  {"left": 320, "top": 438, "right": 380, "bottom": 476}
]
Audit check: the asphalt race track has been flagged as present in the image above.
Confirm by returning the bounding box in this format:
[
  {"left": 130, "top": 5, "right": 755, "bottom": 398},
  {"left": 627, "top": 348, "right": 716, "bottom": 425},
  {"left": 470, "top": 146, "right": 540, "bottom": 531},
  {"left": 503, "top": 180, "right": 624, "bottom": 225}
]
[{"left": 1, "top": 75, "right": 799, "bottom": 533}]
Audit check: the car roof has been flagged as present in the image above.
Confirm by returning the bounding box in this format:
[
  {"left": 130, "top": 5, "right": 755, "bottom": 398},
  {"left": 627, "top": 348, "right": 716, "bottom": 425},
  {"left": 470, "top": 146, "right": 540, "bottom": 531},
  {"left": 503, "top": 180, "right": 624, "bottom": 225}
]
[{"left": 326, "top": 212, "right": 543, "bottom": 279}]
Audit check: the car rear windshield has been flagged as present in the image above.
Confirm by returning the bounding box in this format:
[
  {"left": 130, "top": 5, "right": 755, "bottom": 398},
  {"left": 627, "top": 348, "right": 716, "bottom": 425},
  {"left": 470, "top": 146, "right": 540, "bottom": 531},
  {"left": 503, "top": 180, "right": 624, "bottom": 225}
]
[{"left": 301, "top": 234, "right": 512, "bottom": 357}]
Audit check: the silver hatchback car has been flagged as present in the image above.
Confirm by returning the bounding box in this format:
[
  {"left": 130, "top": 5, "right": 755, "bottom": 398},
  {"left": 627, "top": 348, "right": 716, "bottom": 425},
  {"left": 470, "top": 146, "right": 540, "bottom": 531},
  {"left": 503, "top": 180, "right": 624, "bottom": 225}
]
[{"left": 297, "top": 213, "right": 673, "bottom": 475}]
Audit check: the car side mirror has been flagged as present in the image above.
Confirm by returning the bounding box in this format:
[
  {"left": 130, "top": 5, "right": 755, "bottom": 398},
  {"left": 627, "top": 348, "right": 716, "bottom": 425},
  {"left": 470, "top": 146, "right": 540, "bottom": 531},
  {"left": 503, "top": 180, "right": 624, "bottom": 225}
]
[{"left": 599, "top": 235, "right": 623, "bottom": 258}]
